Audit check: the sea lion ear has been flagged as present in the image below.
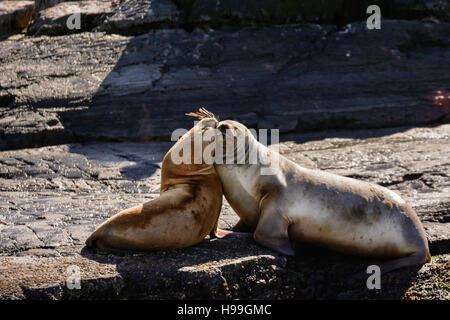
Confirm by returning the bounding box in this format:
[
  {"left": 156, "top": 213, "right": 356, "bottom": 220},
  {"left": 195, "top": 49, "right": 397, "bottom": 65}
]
[{"left": 200, "top": 118, "right": 218, "bottom": 129}]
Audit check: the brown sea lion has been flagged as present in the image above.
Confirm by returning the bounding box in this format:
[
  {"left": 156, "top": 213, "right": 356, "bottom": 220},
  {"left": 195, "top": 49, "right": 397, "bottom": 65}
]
[{"left": 86, "top": 112, "right": 223, "bottom": 251}]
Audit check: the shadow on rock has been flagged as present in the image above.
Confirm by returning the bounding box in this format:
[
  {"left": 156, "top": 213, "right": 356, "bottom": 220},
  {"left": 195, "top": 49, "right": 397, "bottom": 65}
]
[
  {"left": 76, "top": 236, "right": 288, "bottom": 299},
  {"left": 67, "top": 142, "right": 170, "bottom": 181},
  {"left": 73, "top": 236, "right": 424, "bottom": 299},
  {"left": 284, "top": 242, "right": 423, "bottom": 299}
]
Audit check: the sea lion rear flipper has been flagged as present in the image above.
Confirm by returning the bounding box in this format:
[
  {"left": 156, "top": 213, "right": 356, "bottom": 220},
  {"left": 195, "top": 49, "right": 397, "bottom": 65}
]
[
  {"left": 253, "top": 201, "right": 294, "bottom": 256},
  {"left": 212, "top": 228, "right": 253, "bottom": 239}
]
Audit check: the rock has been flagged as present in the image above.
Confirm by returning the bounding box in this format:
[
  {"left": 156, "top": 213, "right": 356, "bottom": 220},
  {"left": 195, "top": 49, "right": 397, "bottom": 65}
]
[
  {"left": 27, "top": 1, "right": 117, "bottom": 36},
  {"left": 0, "top": 1, "right": 35, "bottom": 34},
  {"left": 29, "top": 0, "right": 182, "bottom": 37},
  {"left": 1, "top": 21, "right": 449, "bottom": 150},
  {"left": 34, "top": 0, "right": 74, "bottom": 11},
  {"left": 0, "top": 109, "right": 69, "bottom": 150},
  {"left": 175, "top": 0, "right": 450, "bottom": 26},
  {"left": 0, "top": 124, "right": 449, "bottom": 299},
  {"left": 175, "top": 0, "right": 345, "bottom": 25},
  {"left": 5, "top": 0, "right": 450, "bottom": 39},
  {"left": 423, "top": 223, "right": 450, "bottom": 255},
  {"left": 99, "top": 0, "right": 181, "bottom": 34},
  {"left": 0, "top": 240, "right": 288, "bottom": 299}
]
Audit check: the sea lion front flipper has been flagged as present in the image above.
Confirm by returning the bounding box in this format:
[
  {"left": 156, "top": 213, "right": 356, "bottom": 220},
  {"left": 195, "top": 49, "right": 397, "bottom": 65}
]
[
  {"left": 253, "top": 201, "right": 294, "bottom": 256},
  {"left": 211, "top": 228, "right": 253, "bottom": 239}
]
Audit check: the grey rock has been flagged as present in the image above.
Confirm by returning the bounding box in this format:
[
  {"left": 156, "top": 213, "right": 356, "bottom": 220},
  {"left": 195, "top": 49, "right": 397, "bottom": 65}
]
[
  {"left": 99, "top": 0, "right": 181, "bottom": 33},
  {"left": 0, "top": 109, "right": 68, "bottom": 150},
  {"left": 174, "top": 0, "right": 345, "bottom": 25},
  {"left": 1, "top": 21, "right": 449, "bottom": 150},
  {"left": 34, "top": 0, "right": 75, "bottom": 11},
  {"left": 27, "top": 1, "right": 117, "bottom": 36},
  {"left": 29, "top": 0, "right": 181, "bottom": 36}
]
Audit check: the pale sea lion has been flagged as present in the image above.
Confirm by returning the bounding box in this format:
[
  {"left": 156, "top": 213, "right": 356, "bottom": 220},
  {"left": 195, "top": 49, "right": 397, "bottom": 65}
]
[
  {"left": 86, "top": 113, "right": 223, "bottom": 251},
  {"left": 211, "top": 119, "right": 430, "bottom": 274}
]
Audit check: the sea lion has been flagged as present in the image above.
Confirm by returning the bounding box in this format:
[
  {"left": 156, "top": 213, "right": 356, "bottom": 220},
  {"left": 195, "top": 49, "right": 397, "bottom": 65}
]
[
  {"left": 209, "top": 119, "right": 431, "bottom": 274},
  {"left": 86, "top": 113, "right": 223, "bottom": 251}
]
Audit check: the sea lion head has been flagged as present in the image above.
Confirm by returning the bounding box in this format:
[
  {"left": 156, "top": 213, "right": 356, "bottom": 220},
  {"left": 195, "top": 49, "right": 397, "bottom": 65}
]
[
  {"left": 163, "top": 109, "right": 220, "bottom": 176},
  {"left": 216, "top": 120, "right": 252, "bottom": 138},
  {"left": 215, "top": 120, "right": 257, "bottom": 165}
]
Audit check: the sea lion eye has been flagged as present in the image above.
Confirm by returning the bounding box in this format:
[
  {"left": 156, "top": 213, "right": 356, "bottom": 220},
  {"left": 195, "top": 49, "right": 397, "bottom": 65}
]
[{"left": 218, "top": 123, "right": 231, "bottom": 135}]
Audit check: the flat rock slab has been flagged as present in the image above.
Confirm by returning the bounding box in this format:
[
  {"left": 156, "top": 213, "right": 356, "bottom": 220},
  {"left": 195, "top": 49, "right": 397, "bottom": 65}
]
[
  {"left": 1, "top": 20, "right": 449, "bottom": 150},
  {"left": 31, "top": 0, "right": 450, "bottom": 31},
  {"left": 27, "top": 0, "right": 119, "bottom": 36},
  {"left": 99, "top": 0, "right": 181, "bottom": 34},
  {"left": 35, "top": 1, "right": 77, "bottom": 11},
  {"left": 1, "top": 241, "right": 447, "bottom": 300},
  {"left": 0, "top": 124, "right": 449, "bottom": 299}
]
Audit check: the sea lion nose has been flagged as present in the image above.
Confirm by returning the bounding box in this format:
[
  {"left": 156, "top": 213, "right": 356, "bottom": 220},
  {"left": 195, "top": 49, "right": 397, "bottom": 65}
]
[
  {"left": 85, "top": 225, "right": 106, "bottom": 248},
  {"left": 85, "top": 235, "right": 95, "bottom": 247}
]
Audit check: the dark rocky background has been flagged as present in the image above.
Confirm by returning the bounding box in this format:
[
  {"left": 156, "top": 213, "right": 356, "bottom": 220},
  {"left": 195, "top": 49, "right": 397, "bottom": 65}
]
[{"left": 0, "top": 0, "right": 448, "bottom": 299}]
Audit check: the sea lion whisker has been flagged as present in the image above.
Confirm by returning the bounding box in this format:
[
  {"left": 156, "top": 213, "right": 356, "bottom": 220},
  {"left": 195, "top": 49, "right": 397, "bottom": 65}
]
[{"left": 186, "top": 107, "right": 219, "bottom": 121}]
